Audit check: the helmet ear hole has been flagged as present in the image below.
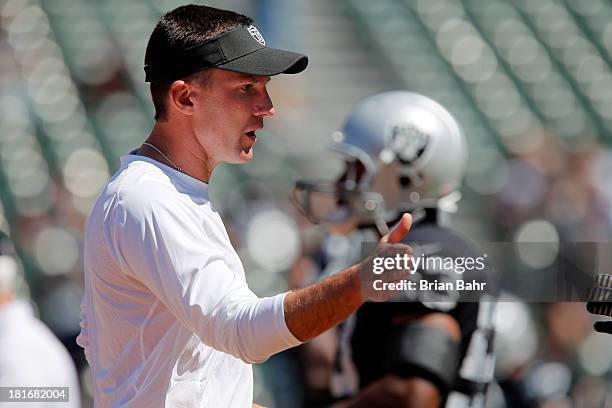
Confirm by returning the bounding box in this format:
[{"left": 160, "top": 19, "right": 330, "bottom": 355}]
[{"left": 399, "top": 175, "right": 412, "bottom": 189}]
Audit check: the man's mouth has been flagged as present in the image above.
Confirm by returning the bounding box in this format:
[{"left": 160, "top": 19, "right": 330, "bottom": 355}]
[{"left": 246, "top": 130, "right": 257, "bottom": 141}]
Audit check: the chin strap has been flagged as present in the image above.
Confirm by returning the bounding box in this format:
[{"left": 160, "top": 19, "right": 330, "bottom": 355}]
[{"left": 374, "top": 217, "right": 390, "bottom": 236}]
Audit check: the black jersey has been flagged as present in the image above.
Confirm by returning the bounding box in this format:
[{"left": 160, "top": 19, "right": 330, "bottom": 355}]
[{"left": 350, "top": 220, "right": 497, "bottom": 400}]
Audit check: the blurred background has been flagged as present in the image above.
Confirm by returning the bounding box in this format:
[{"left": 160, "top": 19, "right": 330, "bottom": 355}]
[{"left": 1, "top": 0, "right": 612, "bottom": 406}]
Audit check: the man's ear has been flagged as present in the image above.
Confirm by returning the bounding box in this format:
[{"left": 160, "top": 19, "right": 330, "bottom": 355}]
[{"left": 167, "top": 80, "right": 195, "bottom": 116}]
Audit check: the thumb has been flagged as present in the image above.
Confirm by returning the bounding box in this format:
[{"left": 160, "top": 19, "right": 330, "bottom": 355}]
[{"left": 380, "top": 213, "right": 412, "bottom": 243}]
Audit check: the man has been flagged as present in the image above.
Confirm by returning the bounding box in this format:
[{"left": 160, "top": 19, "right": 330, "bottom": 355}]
[
  {"left": 77, "top": 5, "right": 413, "bottom": 407},
  {"left": 294, "top": 91, "right": 497, "bottom": 407},
  {"left": 0, "top": 233, "right": 81, "bottom": 408}
]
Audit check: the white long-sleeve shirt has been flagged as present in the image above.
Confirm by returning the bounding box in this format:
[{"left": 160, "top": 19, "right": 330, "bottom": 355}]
[{"left": 77, "top": 153, "right": 301, "bottom": 407}]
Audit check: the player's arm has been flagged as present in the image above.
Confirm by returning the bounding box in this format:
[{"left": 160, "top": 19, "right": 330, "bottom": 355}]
[{"left": 284, "top": 214, "right": 413, "bottom": 342}]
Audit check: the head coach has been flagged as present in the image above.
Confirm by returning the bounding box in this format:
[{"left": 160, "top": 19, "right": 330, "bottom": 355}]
[{"left": 77, "top": 4, "right": 414, "bottom": 407}]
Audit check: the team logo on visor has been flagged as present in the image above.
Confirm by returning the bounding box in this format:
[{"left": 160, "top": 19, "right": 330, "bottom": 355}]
[{"left": 247, "top": 25, "right": 265, "bottom": 46}]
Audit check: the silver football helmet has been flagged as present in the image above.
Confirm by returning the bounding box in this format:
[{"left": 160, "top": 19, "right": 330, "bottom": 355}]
[{"left": 293, "top": 91, "right": 467, "bottom": 233}]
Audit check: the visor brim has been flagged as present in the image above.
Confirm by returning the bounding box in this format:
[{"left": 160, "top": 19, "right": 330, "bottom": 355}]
[{"left": 218, "top": 47, "right": 308, "bottom": 76}]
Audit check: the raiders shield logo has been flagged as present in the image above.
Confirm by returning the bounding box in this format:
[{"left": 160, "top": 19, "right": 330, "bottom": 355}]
[
  {"left": 387, "top": 124, "right": 430, "bottom": 164},
  {"left": 247, "top": 25, "right": 265, "bottom": 46}
]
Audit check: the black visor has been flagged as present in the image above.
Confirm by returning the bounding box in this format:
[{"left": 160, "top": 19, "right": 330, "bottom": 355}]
[{"left": 144, "top": 25, "right": 308, "bottom": 82}]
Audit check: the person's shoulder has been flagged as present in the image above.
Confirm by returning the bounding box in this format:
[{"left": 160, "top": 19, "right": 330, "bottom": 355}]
[
  {"left": 92, "top": 158, "right": 213, "bottom": 229},
  {"left": 112, "top": 160, "right": 181, "bottom": 207},
  {"left": 85, "top": 161, "right": 183, "bottom": 228}
]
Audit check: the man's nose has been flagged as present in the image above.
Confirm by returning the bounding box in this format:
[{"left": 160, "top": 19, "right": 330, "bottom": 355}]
[{"left": 254, "top": 90, "right": 275, "bottom": 117}]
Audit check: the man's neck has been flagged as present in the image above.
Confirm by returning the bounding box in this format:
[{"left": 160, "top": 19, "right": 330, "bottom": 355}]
[{"left": 139, "top": 121, "right": 215, "bottom": 183}]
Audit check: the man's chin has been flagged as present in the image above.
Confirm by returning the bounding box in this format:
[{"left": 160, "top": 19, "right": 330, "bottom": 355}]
[
  {"left": 238, "top": 147, "right": 254, "bottom": 162},
  {"left": 224, "top": 145, "right": 255, "bottom": 164}
]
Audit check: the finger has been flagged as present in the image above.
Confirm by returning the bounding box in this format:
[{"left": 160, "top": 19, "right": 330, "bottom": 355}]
[{"left": 380, "top": 213, "right": 412, "bottom": 243}]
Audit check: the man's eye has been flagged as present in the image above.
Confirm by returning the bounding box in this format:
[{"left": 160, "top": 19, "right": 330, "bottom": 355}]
[{"left": 240, "top": 84, "right": 253, "bottom": 92}]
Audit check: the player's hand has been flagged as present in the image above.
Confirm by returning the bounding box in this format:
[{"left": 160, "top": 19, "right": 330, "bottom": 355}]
[{"left": 360, "top": 214, "right": 413, "bottom": 302}]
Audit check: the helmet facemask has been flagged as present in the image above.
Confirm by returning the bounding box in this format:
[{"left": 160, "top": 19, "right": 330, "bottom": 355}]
[{"left": 292, "top": 157, "right": 394, "bottom": 235}]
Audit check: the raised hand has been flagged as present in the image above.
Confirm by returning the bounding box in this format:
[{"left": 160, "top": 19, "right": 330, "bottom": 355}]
[{"left": 361, "top": 214, "right": 414, "bottom": 302}]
